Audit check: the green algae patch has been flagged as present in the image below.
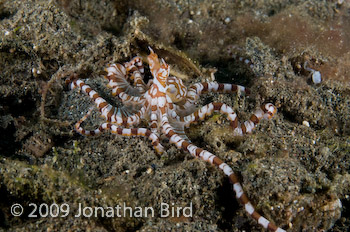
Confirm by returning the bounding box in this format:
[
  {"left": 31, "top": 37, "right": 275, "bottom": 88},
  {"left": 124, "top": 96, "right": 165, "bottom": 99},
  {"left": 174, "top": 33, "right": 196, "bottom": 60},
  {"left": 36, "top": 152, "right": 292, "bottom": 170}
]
[{"left": 0, "top": 159, "right": 142, "bottom": 231}]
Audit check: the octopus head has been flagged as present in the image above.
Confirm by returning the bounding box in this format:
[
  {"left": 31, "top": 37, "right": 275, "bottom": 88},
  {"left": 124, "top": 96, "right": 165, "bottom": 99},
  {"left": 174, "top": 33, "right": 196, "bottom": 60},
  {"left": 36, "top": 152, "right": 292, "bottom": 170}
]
[
  {"left": 147, "top": 47, "right": 169, "bottom": 84},
  {"left": 166, "top": 76, "right": 187, "bottom": 104}
]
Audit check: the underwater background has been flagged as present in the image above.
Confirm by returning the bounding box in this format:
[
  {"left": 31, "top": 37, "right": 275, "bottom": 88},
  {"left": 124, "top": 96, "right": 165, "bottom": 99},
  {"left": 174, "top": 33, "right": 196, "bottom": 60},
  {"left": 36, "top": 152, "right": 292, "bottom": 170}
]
[{"left": 0, "top": 0, "right": 349, "bottom": 231}]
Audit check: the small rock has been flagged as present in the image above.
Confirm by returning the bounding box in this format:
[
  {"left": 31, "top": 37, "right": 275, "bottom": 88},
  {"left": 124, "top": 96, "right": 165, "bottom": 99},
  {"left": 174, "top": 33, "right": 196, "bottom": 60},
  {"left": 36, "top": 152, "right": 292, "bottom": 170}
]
[
  {"left": 312, "top": 71, "right": 322, "bottom": 84},
  {"left": 302, "top": 121, "right": 310, "bottom": 127}
]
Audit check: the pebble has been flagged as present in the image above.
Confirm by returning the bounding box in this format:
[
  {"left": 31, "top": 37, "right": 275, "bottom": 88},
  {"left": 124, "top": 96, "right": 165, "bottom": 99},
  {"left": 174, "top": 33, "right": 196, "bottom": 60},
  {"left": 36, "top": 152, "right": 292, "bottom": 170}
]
[
  {"left": 146, "top": 167, "right": 153, "bottom": 174},
  {"left": 312, "top": 70, "right": 322, "bottom": 84},
  {"left": 302, "top": 120, "right": 310, "bottom": 127}
]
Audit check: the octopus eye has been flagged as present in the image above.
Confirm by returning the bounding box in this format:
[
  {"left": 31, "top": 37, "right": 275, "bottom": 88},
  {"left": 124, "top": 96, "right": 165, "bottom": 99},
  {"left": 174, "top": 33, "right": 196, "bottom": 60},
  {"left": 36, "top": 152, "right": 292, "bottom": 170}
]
[
  {"left": 166, "top": 86, "right": 180, "bottom": 102},
  {"left": 166, "top": 76, "right": 187, "bottom": 103},
  {"left": 169, "top": 86, "right": 177, "bottom": 94}
]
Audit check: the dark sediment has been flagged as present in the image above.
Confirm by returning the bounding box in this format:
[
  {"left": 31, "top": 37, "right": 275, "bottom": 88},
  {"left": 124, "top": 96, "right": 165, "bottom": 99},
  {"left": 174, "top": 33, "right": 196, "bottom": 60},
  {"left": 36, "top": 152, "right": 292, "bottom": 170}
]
[{"left": 0, "top": 0, "right": 349, "bottom": 231}]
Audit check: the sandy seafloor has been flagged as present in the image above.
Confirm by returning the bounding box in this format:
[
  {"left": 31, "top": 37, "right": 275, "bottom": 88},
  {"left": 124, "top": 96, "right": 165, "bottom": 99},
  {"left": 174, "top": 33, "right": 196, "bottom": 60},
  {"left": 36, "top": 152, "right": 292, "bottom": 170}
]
[{"left": 0, "top": 0, "right": 349, "bottom": 231}]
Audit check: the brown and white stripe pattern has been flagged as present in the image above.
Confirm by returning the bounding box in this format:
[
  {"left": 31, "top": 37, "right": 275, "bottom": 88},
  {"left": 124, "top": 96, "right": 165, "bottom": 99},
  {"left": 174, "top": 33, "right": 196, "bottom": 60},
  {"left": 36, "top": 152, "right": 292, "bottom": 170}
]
[
  {"left": 124, "top": 56, "right": 147, "bottom": 93},
  {"left": 166, "top": 76, "right": 187, "bottom": 103},
  {"left": 105, "top": 63, "right": 146, "bottom": 104},
  {"left": 70, "top": 79, "right": 144, "bottom": 126},
  {"left": 161, "top": 113, "right": 285, "bottom": 232},
  {"left": 186, "top": 82, "right": 250, "bottom": 103},
  {"left": 172, "top": 102, "right": 276, "bottom": 135},
  {"left": 74, "top": 110, "right": 163, "bottom": 154},
  {"left": 67, "top": 49, "right": 285, "bottom": 231},
  {"left": 124, "top": 56, "right": 144, "bottom": 75}
]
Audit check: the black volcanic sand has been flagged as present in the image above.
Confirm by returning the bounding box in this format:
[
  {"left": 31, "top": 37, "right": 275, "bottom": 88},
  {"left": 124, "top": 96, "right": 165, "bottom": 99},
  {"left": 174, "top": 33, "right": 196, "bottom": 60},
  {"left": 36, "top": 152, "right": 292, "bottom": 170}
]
[{"left": 0, "top": 0, "right": 349, "bottom": 231}]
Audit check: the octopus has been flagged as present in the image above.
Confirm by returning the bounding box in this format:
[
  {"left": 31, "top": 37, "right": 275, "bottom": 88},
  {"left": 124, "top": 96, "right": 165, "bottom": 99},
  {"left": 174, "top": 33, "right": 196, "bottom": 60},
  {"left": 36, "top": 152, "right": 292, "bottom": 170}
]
[{"left": 67, "top": 47, "right": 285, "bottom": 232}]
